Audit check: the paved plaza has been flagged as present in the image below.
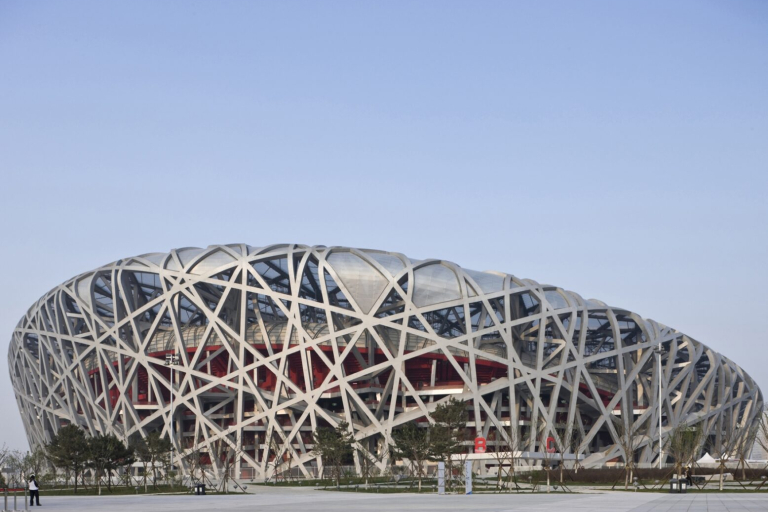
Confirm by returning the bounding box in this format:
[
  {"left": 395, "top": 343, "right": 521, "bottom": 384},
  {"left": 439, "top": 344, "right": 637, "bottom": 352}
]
[{"left": 23, "top": 487, "right": 768, "bottom": 512}]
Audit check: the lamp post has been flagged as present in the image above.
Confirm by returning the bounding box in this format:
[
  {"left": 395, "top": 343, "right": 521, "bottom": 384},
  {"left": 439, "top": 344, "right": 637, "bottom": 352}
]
[
  {"left": 654, "top": 343, "right": 665, "bottom": 469},
  {"left": 165, "top": 353, "right": 180, "bottom": 477}
]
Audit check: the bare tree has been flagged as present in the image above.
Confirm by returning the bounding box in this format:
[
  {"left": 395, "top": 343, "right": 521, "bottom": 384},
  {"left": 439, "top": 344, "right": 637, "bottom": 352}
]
[
  {"left": 131, "top": 436, "right": 152, "bottom": 492},
  {"left": 5, "top": 450, "right": 29, "bottom": 488},
  {"left": 707, "top": 427, "right": 736, "bottom": 491},
  {"left": 25, "top": 446, "right": 48, "bottom": 483},
  {"left": 487, "top": 430, "right": 509, "bottom": 491},
  {"left": 0, "top": 444, "right": 10, "bottom": 473},
  {"left": 146, "top": 432, "right": 171, "bottom": 488},
  {"left": 753, "top": 414, "right": 768, "bottom": 491},
  {"left": 487, "top": 426, "right": 526, "bottom": 492},
  {"left": 614, "top": 420, "right": 642, "bottom": 490},
  {"left": 184, "top": 442, "right": 207, "bottom": 486},
  {"left": 267, "top": 435, "right": 285, "bottom": 483},
  {"left": 537, "top": 428, "right": 557, "bottom": 493},
  {"left": 356, "top": 445, "right": 377, "bottom": 488},
  {"left": 668, "top": 425, "right": 704, "bottom": 481},
  {"left": 734, "top": 422, "right": 760, "bottom": 484},
  {"left": 556, "top": 421, "right": 580, "bottom": 486},
  {"left": 215, "top": 441, "right": 244, "bottom": 493}
]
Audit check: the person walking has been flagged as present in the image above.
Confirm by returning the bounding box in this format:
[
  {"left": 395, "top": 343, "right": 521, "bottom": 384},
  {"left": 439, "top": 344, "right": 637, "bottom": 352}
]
[{"left": 28, "top": 475, "right": 41, "bottom": 507}]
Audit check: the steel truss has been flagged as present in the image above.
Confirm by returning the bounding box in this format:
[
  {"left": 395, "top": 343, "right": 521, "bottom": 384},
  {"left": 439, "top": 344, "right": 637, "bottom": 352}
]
[{"left": 8, "top": 244, "right": 762, "bottom": 479}]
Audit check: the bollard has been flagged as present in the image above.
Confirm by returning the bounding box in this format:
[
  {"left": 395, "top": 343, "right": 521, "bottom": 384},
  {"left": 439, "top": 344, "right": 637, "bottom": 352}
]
[
  {"left": 669, "top": 479, "right": 677, "bottom": 494},
  {"left": 14, "top": 489, "right": 17, "bottom": 512},
  {"left": 25, "top": 486, "right": 28, "bottom": 511},
  {"left": 4, "top": 487, "right": 7, "bottom": 512}
]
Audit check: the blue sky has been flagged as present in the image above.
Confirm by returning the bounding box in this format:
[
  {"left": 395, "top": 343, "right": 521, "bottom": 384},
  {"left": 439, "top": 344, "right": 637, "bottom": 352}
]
[{"left": 1, "top": 1, "right": 766, "bottom": 451}]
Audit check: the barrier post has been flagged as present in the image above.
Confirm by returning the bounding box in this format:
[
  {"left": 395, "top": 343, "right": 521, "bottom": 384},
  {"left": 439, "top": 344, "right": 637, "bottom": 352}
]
[{"left": 437, "top": 462, "right": 445, "bottom": 495}]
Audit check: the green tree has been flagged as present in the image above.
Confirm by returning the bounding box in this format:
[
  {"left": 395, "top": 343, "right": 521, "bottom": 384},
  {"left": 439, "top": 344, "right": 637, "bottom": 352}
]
[
  {"left": 107, "top": 438, "right": 135, "bottom": 491},
  {"left": 390, "top": 422, "right": 433, "bottom": 491},
  {"left": 47, "top": 424, "right": 90, "bottom": 493},
  {"left": 88, "top": 434, "right": 135, "bottom": 494},
  {"left": 430, "top": 398, "right": 467, "bottom": 490},
  {"left": 312, "top": 421, "right": 354, "bottom": 488}
]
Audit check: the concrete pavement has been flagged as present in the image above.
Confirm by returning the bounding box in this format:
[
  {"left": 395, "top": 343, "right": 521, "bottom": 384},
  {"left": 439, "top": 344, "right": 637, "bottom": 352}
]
[{"left": 25, "top": 486, "right": 768, "bottom": 512}]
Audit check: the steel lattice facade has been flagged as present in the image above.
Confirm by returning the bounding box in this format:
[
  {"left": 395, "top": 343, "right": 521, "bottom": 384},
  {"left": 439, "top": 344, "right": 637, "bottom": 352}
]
[{"left": 8, "top": 244, "right": 763, "bottom": 479}]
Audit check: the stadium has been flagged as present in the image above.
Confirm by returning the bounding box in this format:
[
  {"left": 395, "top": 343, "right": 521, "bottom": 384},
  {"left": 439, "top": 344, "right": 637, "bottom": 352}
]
[{"left": 8, "top": 243, "right": 763, "bottom": 481}]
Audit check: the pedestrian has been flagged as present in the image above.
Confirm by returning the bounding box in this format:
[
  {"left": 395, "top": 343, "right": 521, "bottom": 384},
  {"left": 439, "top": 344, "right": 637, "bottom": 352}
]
[{"left": 28, "top": 475, "right": 40, "bottom": 507}]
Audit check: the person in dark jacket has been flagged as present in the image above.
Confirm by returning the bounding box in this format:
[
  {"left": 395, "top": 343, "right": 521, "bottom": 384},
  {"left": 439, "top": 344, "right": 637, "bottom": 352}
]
[{"left": 28, "top": 475, "right": 40, "bottom": 506}]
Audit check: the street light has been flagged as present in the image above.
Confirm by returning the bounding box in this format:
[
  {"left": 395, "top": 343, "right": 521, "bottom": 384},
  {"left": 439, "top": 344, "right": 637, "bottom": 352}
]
[
  {"left": 653, "top": 343, "right": 666, "bottom": 469},
  {"left": 165, "top": 353, "right": 180, "bottom": 476}
]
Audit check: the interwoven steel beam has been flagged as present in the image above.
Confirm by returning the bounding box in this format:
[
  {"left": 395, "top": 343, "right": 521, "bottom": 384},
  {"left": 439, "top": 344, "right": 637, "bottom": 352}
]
[{"left": 8, "top": 243, "right": 763, "bottom": 479}]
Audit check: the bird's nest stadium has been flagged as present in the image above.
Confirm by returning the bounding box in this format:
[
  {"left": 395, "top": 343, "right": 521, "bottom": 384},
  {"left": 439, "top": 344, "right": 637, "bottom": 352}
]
[{"left": 8, "top": 244, "right": 762, "bottom": 480}]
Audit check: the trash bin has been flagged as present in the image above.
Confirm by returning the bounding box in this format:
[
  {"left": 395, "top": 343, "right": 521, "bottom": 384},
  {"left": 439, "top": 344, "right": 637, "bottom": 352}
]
[
  {"left": 200, "top": 484, "right": 206, "bottom": 495},
  {"left": 194, "top": 484, "right": 199, "bottom": 495},
  {"left": 669, "top": 479, "right": 679, "bottom": 493},
  {"left": 679, "top": 479, "right": 687, "bottom": 494}
]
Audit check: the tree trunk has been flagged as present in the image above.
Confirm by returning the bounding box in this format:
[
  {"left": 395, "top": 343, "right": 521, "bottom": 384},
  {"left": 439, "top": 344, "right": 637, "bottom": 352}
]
[
  {"left": 720, "top": 463, "right": 724, "bottom": 491},
  {"left": 546, "top": 469, "right": 550, "bottom": 493}
]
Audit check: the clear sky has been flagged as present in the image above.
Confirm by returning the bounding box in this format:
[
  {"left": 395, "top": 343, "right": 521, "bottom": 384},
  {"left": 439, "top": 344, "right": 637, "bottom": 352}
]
[{"left": 1, "top": 1, "right": 766, "bottom": 452}]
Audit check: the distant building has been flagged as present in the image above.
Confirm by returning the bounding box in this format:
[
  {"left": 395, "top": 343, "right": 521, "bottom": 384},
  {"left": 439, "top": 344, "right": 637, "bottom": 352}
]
[
  {"left": 751, "top": 410, "right": 768, "bottom": 460},
  {"left": 8, "top": 244, "right": 763, "bottom": 480}
]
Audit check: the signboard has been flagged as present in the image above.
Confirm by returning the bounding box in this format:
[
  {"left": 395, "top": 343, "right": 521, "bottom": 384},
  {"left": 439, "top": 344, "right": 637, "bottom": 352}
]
[
  {"left": 474, "top": 436, "right": 486, "bottom": 453},
  {"left": 465, "top": 459, "right": 473, "bottom": 495}
]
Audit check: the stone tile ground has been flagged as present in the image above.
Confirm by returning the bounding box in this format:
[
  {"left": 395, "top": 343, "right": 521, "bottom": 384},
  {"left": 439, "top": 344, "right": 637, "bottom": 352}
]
[{"left": 19, "top": 487, "right": 768, "bottom": 512}]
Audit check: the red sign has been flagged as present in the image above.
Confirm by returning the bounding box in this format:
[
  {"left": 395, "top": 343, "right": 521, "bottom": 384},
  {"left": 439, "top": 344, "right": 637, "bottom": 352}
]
[
  {"left": 546, "top": 436, "right": 556, "bottom": 453},
  {"left": 474, "top": 436, "right": 486, "bottom": 453}
]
